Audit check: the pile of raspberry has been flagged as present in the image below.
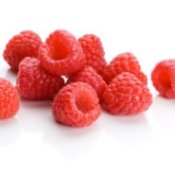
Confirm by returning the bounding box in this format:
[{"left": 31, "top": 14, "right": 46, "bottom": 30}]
[{"left": 1, "top": 29, "right": 173, "bottom": 127}]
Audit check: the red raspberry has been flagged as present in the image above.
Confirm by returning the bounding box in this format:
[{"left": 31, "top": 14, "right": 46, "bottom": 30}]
[
  {"left": 102, "top": 52, "right": 147, "bottom": 84},
  {"left": 16, "top": 57, "right": 64, "bottom": 100},
  {"left": 102, "top": 72, "right": 152, "bottom": 115},
  {"left": 0, "top": 78, "right": 20, "bottom": 119},
  {"left": 78, "top": 34, "right": 107, "bottom": 75},
  {"left": 38, "top": 30, "right": 85, "bottom": 76},
  {"left": 3, "top": 30, "right": 42, "bottom": 70},
  {"left": 68, "top": 66, "right": 107, "bottom": 98},
  {"left": 137, "top": 71, "right": 147, "bottom": 85},
  {"left": 151, "top": 59, "right": 175, "bottom": 98},
  {"left": 52, "top": 82, "right": 101, "bottom": 127}
]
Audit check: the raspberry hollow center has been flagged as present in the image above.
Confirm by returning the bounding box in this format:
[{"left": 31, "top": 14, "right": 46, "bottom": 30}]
[
  {"left": 159, "top": 70, "right": 171, "bottom": 90},
  {"left": 75, "top": 92, "right": 95, "bottom": 113},
  {"left": 50, "top": 40, "right": 68, "bottom": 60}
]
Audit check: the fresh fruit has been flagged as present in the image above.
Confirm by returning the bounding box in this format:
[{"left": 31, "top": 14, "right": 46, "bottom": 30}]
[
  {"left": 16, "top": 57, "right": 64, "bottom": 100},
  {"left": 0, "top": 78, "right": 20, "bottom": 119},
  {"left": 102, "top": 52, "right": 147, "bottom": 84},
  {"left": 3, "top": 30, "right": 42, "bottom": 70},
  {"left": 38, "top": 30, "right": 85, "bottom": 76},
  {"left": 67, "top": 66, "right": 107, "bottom": 98},
  {"left": 151, "top": 59, "right": 175, "bottom": 98},
  {"left": 52, "top": 82, "right": 101, "bottom": 127},
  {"left": 78, "top": 34, "right": 107, "bottom": 75},
  {"left": 102, "top": 72, "right": 152, "bottom": 115}
]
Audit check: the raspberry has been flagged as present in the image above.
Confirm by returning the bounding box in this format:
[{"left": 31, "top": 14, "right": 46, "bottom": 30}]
[
  {"left": 102, "top": 52, "right": 147, "bottom": 84},
  {"left": 3, "top": 30, "right": 42, "bottom": 70},
  {"left": 102, "top": 72, "right": 152, "bottom": 115},
  {"left": 137, "top": 71, "right": 147, "bottom": 85},
  {"left": 68, "top": 66, "right": 107, "bottom": 98},
  {"left": 0, "top": 78, "right": 20, "bottom": 119},
  {"left": 78, "top": 34, "right": 107, "bottom": 75},
  {"left": 151, "top": 59, "right": 175, "bottom": 98},
  {"left": 38, "top": 30, "right": 85, "bottom": 76},
  {"left": 16, "top": 57, "right": 64, "bottom": 100},
  {"left": 52, "top": 82, "right": 101, "bottom": 127}
]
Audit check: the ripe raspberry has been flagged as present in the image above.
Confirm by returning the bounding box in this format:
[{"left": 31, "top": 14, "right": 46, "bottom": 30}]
[
  {"left": 78, "top": 34, "right": 107, "bottom": 75},
  {"left": 137, "top": 71, "right": 147, "bottom": 85},
  {"left": 102, "top": 72, "right": 152, "bottom": 115},
  {"left": 38, "top": 30, "right": 85, "bottom": 76},
  {"left": 151, "top": 59, "right": 175, "bottom": 98},
  {"left": 3, "top": 30, "right": 42, "bottom": 70},
  {"left": 52, "top": 82, "right": 101, "bottom": 127},
  {"left": 0, "top": 78, "right": 20, "bottom": 119},
  {"left": 68, "top": 66, "right": 107, "bottom": 98},
  {"left": 102, "top": 52, "right": 147, "bottom": 84},
  {"left": 16, "top": 57, "right": 64, "bottom": 100}
]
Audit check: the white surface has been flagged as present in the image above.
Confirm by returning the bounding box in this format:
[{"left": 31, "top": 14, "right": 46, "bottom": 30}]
[{"left": 0, "top": 0, "right": 175, "bottom": 175}]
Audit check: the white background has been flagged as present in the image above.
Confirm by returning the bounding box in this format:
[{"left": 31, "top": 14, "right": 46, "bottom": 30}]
[{"left": 0, "top": 0, "right": 175, "bottom": 175}]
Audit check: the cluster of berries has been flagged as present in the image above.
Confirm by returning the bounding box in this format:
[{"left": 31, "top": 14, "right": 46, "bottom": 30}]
[{"left": 0, "top": 29, "right": 173, "bottom": 127}]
